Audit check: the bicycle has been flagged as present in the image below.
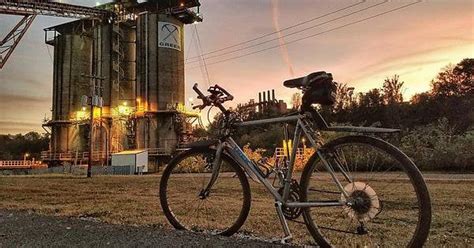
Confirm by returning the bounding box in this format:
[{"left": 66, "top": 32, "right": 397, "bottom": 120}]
[{"left": 159, "top": 71, "right": 431, "bottom": 247}]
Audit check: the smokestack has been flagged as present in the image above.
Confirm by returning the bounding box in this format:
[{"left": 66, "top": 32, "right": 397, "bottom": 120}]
[
  {"left": 263, "top": 91, "right": 266, "bottom": 102},
  {"left": 267, "top": 90, "right": 271, "bottom": 103},
  {"left": 272, "top": 89, "right": 275, "bottom": 101},
  {"left": 258, "top": 92, "right": 262, "bottom": 103}
]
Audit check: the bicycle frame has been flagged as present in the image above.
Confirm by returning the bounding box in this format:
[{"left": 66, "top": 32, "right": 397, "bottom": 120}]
[
  {"left": 201, "top": 109, "right": 400, "bottom": 208},
  {"left": 218, "top": 114, "right": 349, "bottom": 208}
]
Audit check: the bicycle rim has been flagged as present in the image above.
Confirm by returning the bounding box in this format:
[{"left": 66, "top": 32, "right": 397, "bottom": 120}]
[
  {"left": 301, "top": 135, "right": 431, "bottom": 247},
  {"left": 160, "top": 148, "right": 251, "bottom": 236}
]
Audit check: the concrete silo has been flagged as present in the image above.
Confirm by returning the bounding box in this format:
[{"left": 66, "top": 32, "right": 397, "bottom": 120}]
[
  {"left": 42, "top": 0, "right": 202, "bottom": 170},
  {"left": 46, "top": 20, "right": 95, "bottom": 157},
  {"left": 135, "top": 12, "right": 186, "bottom": 156}
]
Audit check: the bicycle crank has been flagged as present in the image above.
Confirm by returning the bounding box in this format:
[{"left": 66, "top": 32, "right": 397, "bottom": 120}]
[{"left": 278, "top": 180, "right": 303, "bottom": 220}]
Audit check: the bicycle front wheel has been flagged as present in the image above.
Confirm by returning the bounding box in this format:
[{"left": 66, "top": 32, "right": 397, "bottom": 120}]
[
  {"left": 300, "top": 135, "right": 431, "bottom": 247},
  {"left": 159, "top": 147, "right": 251, "bottom": 236}
]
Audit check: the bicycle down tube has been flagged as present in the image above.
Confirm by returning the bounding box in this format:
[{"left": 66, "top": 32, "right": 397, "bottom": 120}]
[{"left": 225, "top": 115, "right": 348, "bottom": 207}]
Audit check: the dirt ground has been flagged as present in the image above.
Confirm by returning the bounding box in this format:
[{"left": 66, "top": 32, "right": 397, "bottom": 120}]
[
  {"left": 0, "top": 209, "right": 290, "bottom": 247},
  {"left": 0, "top": 174, "right": 472, "bottom": 246}
]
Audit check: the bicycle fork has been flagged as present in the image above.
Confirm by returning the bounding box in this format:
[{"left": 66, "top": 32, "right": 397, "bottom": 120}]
[{"left": 200, "top": 142, "right": 224, "bottom": 198}]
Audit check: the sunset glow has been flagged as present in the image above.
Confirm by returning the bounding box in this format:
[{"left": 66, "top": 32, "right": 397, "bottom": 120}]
[{"left": 0, "top": 0, "right": 472, "bottom": 133}]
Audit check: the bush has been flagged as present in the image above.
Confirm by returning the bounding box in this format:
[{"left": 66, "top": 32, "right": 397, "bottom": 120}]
[{"left": 401, "top": 118, "right": 474, "bottom": 171}]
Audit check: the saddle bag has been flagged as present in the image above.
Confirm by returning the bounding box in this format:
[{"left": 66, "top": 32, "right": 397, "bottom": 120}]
[{"left": 302, "top": 72, "right": 337, "bottom": 106}]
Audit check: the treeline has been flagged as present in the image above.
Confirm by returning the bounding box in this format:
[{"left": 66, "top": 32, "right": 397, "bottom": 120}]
[
  {"left": 206, "top": 58, "right": 473, "bottom": 171},
  {"left": 0, "top": 132, "right": 50, "bottom": 160},
  {"left": 321, "top": 58, "right": 473, "bottom": 171},
  {"left": 323, "top": 58, "right": 473, "bottom": 133}
]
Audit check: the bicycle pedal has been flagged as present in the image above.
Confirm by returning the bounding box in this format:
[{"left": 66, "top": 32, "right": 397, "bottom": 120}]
[
  {"left": 280, "top": 235, "right": 293, "bottom": 244},
  {"left": 269, "top": 236, "right": 292, "bottom": 245}
]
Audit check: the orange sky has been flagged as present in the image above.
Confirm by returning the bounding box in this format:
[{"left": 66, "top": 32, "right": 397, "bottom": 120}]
[{"left": 0, "top": 0, "right": 473, "bottom": 134}]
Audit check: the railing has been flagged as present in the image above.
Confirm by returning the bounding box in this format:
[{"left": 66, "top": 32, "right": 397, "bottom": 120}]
[
  {"left": 274, "top": 147, "right": 305, "bottom": 160},
  {"left": 0, "top": 1, "right": 112, "bottom": 19},
  {"left": 0, "top": 160, "right": 47, "bottom": 169},
  {"left": 40, "top": 147, "right": 186, "bottom": 161},
  {"left": 147, "top": 148, "right": 169, "bottom": 156},
  {"left": 41, "top": 151, "right": 109, "bottom": 161}
]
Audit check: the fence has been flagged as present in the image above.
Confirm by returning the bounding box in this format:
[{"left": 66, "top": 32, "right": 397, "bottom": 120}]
[
  {"left": 41, "top": 151, "right": 109, "bottom": 162},
  {"left": 0, "top": 160, "right": 47, "bottom": 169},
  {"left": 40, "top": 147, "right": 190, "bottom": 162}
]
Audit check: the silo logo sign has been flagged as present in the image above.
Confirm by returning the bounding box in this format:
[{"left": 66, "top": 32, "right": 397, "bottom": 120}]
[{"left": 158, "top": 22, "right": 181, "bottom": 51}]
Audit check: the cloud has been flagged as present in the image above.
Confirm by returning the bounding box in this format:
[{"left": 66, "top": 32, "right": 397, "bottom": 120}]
[
  {"left": 346, "top": 44, "right": 469, "bottom": 83},
  {"left": 350, "top": 58, "right": 449, "bottom": 83},
  {"left": 0, "top": 120, "right": 40, "bottom": 127},
  {"left": 0, "top": 94, "right": 50, "bottom": 105},
  {"left": 438, "top": 36, "right": 474, "bottom": 43},
  {"left": 0, "top": 120, "right": 44, "bottom": 134}
]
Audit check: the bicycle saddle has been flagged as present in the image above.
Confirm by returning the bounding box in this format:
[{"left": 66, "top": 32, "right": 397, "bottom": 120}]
[{"left": 283, "top": 71, "right": 332, "bottom": 88}]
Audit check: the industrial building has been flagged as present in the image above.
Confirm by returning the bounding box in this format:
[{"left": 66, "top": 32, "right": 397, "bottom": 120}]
[
  {"left": 238, "top": 90, "right": 289, "bottom": 115},
  {"left": 0, "top": 1, "right": 203, "bottom": 171}
]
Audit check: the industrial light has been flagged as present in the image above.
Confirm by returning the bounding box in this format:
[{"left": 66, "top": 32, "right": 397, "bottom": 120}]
[
  {"left": 282, "top": 139, "right": 293, "bottom": 157},
  {"left": 123, "top": 101, "right": 128, "bottom": 106},
  {"left": 75, "top": 109, "right": 87, "bottom": 120},
  {"left": 93, "top": 108, "right": 101, "bottom": 118},
  {"left": 117, "top": 105, "right": 132, "bottom": 116}
]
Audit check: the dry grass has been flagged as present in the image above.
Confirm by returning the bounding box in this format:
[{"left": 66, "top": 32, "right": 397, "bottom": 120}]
[{"left": 0, "top": 174, "right": 472, "bottom": 246}]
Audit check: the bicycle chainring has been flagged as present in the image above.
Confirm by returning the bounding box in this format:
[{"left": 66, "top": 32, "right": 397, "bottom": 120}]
[{"left": 278, "top": 180, "right": 303, "bottom": 220}]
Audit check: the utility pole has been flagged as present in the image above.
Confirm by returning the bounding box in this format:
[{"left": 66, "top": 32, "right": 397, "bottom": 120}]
[{"left": 81, "top": 73, "right": 104, "bottom": 178}]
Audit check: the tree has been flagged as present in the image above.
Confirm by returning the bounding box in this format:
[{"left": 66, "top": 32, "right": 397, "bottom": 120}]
[
  {"left": 383, "top": 75, "right": 404, "bottom": 105},
  {"left": 0, "top": 132, "right": 50, "bottom": 160},
  {"left": 358, "top": 88, "right": 384, "bottom": 108},
  {"left": 431, "top": 58, "right": 474, "bottom": 97},
  {"left": 333, "top": 83, "right": 353, "bottom": 113},
  {"left": 410, "top": 92, "right": 431, "bottom": 105}
]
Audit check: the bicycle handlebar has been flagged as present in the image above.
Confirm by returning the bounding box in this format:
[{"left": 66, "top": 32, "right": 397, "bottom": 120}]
[
  {"left": 192, "top": 83, "right": 233, "bottom": 113},
  {"left": 213, "top": 84, "right": 234, "bottom": 101},
  {"left": 193, "top": 83, "right": 208, "bottom": 102}
]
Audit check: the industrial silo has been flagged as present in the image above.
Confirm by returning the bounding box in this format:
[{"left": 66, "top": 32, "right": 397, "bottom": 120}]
[
  {"left": 45, "top": 19, "right": 135, "bottom": 161},
  {"left": 43, "top": 0, "right": 202, "bottom": 168},
  {"left": 135, "top": 12, "right": 185, "bottom": 157},
  {"left": 46, "top": 20, "right": 94, "bottom": 156}
]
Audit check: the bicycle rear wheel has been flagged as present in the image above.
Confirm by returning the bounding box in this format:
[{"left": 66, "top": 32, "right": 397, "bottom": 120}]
[
  {"left": 159, "top": 147, "right": 251, "bottom": 236},
  {"left": 300, "top": 135, "right": 431, "bottom": 247}
]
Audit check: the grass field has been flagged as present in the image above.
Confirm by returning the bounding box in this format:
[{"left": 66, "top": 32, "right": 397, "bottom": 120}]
[{"left": 0, "top": 174, "right": 472, "bottom": 246}]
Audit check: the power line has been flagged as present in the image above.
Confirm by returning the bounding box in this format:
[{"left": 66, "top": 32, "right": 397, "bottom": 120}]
[
  {"left": 194, "top": 24, "right": 211, "bottom": 86},
  {"left": 186, "top": 0, "right": 367, "bottom": 60},
  {"left": 191, "top": 27, "right": 207, "bottom": 85},
  {"left": 185, "top": 0, "right": 388, "bottom": 64},
  {"left": 184, "top": 24, "right": 196, "bottom": 62},
  {"left": 170, "top": 0, "right": 389, "bottom": 69},
  {"left": 186, "top": 1, "right": 422, "bottom": 70}
]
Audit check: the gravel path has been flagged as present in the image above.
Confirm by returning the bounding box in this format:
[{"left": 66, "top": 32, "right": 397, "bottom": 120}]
[{"left": 0, "top": 210, "right": 292, "bottom": 248}]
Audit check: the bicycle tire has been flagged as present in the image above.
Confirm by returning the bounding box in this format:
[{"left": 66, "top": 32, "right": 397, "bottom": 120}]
[
  {"left": 160, "top": 147, "right": 251, "bottom": 236},
  {"left": 300, "top": 135, "right": 431, "bottom": 247}
]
